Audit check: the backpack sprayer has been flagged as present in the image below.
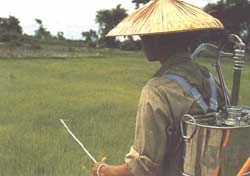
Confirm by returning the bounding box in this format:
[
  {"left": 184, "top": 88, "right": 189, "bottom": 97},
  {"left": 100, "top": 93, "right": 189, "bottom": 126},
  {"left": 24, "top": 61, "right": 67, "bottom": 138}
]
[{"left": 182, "top": 34, "right": 250, "bottom": 176}]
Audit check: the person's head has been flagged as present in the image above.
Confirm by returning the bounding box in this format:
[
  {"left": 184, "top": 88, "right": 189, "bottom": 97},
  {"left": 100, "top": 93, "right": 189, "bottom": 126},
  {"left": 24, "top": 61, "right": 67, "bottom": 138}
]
[
  {"left": 106, "top": 0, "right": 224, "bottom": 62},
  {"left": 140, "top": 32, "right": 198, "bottom": 62}
]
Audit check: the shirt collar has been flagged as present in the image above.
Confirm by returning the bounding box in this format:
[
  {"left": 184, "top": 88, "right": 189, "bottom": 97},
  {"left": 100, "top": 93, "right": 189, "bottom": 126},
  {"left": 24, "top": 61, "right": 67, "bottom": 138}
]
[{"left": 154, "top": 50, "right": 191, "bottom": 77}]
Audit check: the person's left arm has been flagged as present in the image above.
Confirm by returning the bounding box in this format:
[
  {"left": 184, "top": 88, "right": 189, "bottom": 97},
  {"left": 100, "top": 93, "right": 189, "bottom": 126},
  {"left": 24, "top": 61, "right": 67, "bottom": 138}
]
[{"left": 91, "top": 82, "right": 171, "bottom": 176}]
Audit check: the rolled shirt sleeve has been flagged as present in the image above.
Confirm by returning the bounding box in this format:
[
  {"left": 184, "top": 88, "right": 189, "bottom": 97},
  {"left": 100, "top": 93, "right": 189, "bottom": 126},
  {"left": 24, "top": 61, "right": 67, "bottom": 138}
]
[
  {"left": 125, "top": 82, "right": 172, "bottom": 176},
  {"left": 125, "top": 146, "right": 159, "bottom": 176}
]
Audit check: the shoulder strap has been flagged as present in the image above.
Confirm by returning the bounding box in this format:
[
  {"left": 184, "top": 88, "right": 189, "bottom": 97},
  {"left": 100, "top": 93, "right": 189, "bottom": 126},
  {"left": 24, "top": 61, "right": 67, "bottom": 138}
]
[{"left": 164, "top": 74, "right": 209, "bottom": 113}]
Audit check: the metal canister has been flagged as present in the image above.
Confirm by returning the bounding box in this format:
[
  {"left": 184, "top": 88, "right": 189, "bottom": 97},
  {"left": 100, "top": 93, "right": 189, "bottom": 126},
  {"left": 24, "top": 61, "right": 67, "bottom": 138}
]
[{"left": 181, "top": 114, "right": 250, "bottom": 176}]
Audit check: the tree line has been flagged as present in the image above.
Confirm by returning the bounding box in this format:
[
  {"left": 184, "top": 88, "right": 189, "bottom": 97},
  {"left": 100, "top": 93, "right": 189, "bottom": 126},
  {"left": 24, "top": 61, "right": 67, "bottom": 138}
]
[
  {"left": 82, "top": 0, "right": 250, "bottom": 50},
  {"left": 0, "top": 16, "right": 68, "bottom": 47},
  {"left": 0, "top": 5, "right": 140, "bottom": 50},
  {"left": 1, "top": 0, "right": 249, "bottom": 50}
]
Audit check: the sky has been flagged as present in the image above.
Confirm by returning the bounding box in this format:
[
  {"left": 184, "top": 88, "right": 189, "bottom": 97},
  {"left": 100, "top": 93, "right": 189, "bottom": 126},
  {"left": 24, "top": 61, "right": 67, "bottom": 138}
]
[{"left": 0, "top": 0, "right": 218, "bottom": 39}]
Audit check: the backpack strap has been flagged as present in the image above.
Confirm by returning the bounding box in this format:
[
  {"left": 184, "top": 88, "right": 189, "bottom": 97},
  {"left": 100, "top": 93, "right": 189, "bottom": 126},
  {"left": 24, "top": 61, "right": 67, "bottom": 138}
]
[{"left": 164, "top": 73, "right": 218, "bottom": 113}]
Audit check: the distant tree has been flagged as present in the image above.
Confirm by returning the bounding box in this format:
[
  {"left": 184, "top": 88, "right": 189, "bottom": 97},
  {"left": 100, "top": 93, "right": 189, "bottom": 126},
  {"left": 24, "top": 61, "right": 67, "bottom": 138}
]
[
  {"left": 0, "top": 16, "right": 23, "bottom": 44},
  {"left": 34, "top": 18, "right": 52, "bottom": 40},
  {"left": 0, "top": 16, "right": 22, "bottom": 34},
  {"left": 132, "top": 0, "right": 150, "bottom": 9},
  {"left": 81, "top": 29, "right": 98, "bottom": 48},
  {"left": 35, "top": 19, "right": 42, "bottom": 26},
  {"left": 96, "top": 4, "right": 127, "bottom": 48},
  {"left": 57, "top": 32, "right": 65, "bottom": 40},
  {"left": 205, "top": 0, "right": 250, "bottom": 46},
  {"left": 119, "top": 36, "right": 141, "bottom": 50}
]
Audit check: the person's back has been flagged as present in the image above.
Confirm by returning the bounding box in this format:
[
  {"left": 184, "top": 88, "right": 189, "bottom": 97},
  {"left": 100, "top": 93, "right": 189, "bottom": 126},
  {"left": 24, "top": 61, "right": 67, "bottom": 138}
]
[{"left": 125, "top": 51, "right": 224, "bottom": 176}]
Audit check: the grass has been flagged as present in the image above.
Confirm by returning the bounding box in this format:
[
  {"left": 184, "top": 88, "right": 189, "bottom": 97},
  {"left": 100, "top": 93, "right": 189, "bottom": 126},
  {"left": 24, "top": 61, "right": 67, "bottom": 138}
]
[
  {"left": 0, "top": 53, "right": 249, "bottom": 176},
  {"left": 0, "top": 55, "right": 157, "bottom": 176}
]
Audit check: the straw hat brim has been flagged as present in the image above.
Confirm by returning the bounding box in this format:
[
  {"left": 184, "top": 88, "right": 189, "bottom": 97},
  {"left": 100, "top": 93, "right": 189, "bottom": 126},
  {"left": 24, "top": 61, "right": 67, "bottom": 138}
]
[{"left": 107, "top": 0, "right": 224, "bottom": 37}]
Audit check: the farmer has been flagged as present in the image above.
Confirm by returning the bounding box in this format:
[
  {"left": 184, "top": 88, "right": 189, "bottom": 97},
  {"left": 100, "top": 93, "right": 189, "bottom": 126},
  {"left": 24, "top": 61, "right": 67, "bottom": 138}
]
[{"left": 92, "top": 0, "right": 224, "bottom": 176}]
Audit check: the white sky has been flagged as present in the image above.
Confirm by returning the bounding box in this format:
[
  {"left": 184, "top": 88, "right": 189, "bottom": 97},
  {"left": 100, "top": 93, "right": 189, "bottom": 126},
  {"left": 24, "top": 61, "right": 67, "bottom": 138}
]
[{"left": 0, "top": 0, "right": 218, "bottom": 39}]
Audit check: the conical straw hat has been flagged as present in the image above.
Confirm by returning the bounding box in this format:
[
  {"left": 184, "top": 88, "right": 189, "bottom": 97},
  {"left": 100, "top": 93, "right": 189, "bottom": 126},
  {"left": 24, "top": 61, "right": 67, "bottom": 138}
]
[{"left": 107, "top": 0, "right": 224, "bottom": 36}]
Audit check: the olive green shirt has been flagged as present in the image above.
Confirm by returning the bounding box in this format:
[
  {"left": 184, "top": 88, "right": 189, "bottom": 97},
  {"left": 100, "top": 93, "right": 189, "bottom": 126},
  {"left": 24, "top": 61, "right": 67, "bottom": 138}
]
[{"left": 125, "top": 52, "right": 223, "bottom": 176}]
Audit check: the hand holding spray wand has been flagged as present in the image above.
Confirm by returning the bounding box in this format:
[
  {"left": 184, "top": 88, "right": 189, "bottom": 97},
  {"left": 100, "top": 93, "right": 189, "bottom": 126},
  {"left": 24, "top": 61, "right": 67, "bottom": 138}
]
[{"left": 60, "top": 119, "right": 97, "bottom": 163}]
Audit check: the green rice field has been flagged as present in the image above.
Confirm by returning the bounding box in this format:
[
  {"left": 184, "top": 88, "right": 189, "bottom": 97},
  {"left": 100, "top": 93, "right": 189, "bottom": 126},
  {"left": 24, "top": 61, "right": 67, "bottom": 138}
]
[{"left": 0, "top": 53, "right": 249, "bottom": 176}]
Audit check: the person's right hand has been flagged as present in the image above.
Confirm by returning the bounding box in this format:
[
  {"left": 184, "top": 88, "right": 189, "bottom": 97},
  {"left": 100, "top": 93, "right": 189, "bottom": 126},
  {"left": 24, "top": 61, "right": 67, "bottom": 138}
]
[{"left": 92, "top": 157, "right": 108, "bottom": 176}]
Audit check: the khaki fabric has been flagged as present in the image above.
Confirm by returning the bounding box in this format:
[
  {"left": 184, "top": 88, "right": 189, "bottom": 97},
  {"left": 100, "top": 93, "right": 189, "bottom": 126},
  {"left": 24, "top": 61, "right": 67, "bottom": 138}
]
[{"left": 125, "top": 52, "right": 224, "bottom": 176}]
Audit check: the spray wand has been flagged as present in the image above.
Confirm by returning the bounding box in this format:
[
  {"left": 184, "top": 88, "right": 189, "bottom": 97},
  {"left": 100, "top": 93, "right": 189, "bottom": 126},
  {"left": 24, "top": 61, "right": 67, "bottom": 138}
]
[{"left": 60, "top": 119, "right": 97, "bottom": 163}]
